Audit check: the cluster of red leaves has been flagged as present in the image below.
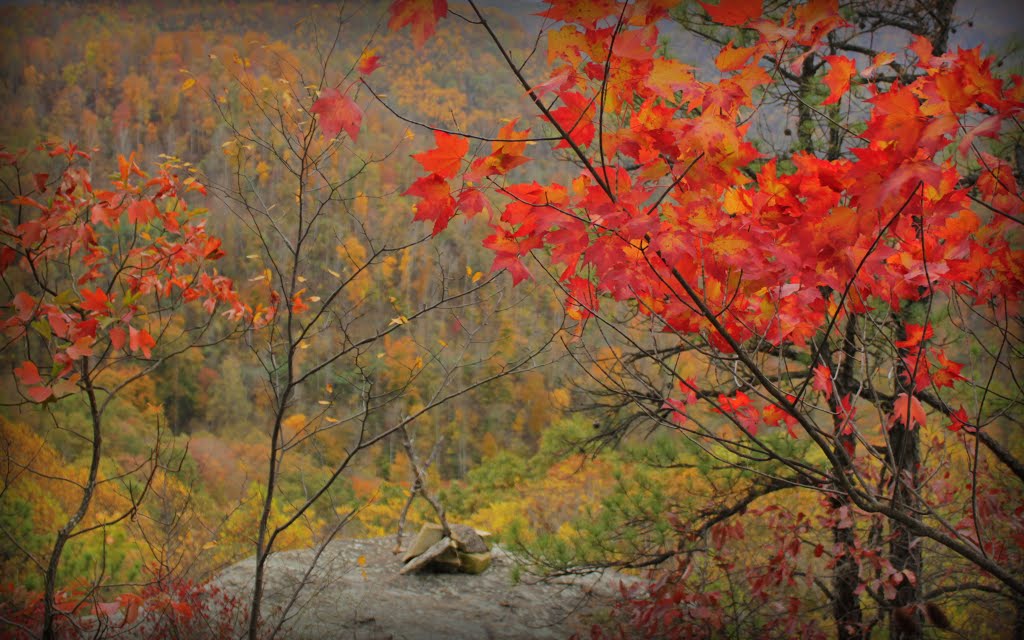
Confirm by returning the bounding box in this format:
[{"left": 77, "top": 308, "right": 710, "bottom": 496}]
[
  {"left": 0, "top": 568, "right": 244, "bottom": 640},
  {"left": 386, "top": 0, "right": 1023, "bottom": 435},
  {"left": 2, "top": 143, "right": 249, "bottom": 404}
]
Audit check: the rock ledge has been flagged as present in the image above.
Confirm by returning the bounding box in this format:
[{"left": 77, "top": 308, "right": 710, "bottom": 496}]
[{"left": 209, "top": 536, "right": 629, "bottom": 639}]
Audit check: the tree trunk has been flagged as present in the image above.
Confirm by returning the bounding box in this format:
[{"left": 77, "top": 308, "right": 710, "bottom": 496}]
[
  {"left": 247, "top": 384, "right": 293, "bottom": 640},
  {"left": 42, "top": 363, "right": 103, "bottom": 640},
  {"left": 832, "top": 513, "right": 866, "bottom": 640},
  {"left": 889, "top": 318, "right": 923, "bottom": 640},
  {"left": 831, "top": 316, "right": 866, "bottom": 640}
]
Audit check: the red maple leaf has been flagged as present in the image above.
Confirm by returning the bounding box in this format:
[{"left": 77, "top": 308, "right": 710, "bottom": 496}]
[
  {"left": 548, "top": 91, "right": 596, "bottom": 149},
  {"left": 894, "top": 323, "right": 933, "bottom": 349},
  {"left": 27, "top": 385, "right": 53, "bottom": 403},
  {"left": 130, "top": 326, "right": 156, "bottom": 358},
  {"left": 80, "top": 288, "right": 112, "bottom": 315},
  {"left": 456, "top": 188, "right": 488, "bottom": 218},
  {"left": 889, "top": 392, "right": 927, "bottom": 430},
  {"left": 699, "top": 0, "right": 763, "bottom": 26},
  {"left": 310, "top": 88, "right": 363, "bottom": 141},
  {"left": 466, "top": 121, "right": 531, "bottom": 181},
  {"left": 931, "top": 350, "right": 965, "bottom": 388},
  {"left": 865, "top": 83, "right": 924, "bottom": 153},
  {"left": 127, "top": 198, "right": 158, "bottom": 225},
  {"left": 109, "top": 325, "right": 127, "bottom": 350},
  {"left": 821, "top": 55, "right": 856, "bottom": 105},
  {"left": 565, "top": 276, "right": 598, "bottom": 321},
  {"left": 406, "top": 173, "right": 456, "bottom": 235},
  {"left": 14, "top": 361, "right": 43, "bottom": 387},
  {"left": 388, "top": 0, "right": 447, "bottom": 48},
  {"left": 812, "top": 364, "right": 833, "bottom": 399},
  {"left": 947, "top": 405, "right": 971, "bottom": 432},
  {"left": 957, "top": 113, "right": 1003, "bottom": 157},
  {"left": 413, "top": 131, "right": 469, "bottom": 179},
  {"left": 12, "top": 291, "right": 36, "bottom": 322},
  {"left": 482, "top": 226, "right": 539, "bottom": 285}
]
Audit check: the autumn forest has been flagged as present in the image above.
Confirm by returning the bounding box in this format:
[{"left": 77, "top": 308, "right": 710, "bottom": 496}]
[{"left": 1, "top": 0, "right": 1022, "bottom": 638}]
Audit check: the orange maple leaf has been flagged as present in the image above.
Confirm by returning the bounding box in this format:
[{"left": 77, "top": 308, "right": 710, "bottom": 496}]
[
  {"left": 866, "top": 83, "right": 924, "bottom": 153},
  {"left": 412, "top": 131, "right": 469, "bottom": 179},
  {"left": 894, "top": 323, "right": 933, "bottom": 350},
  {"left": 357, "top": 50, "right": 382, "bottom": 76},
  {"left": 821, "top": 55, "right": 856, "bottom": 105},
  {"left": 538, "top": 0, "right": 620, "bottom": 28},
  {"left": 716, "top": 42, "right": 759, "bottom": 72},
  {"left": 388, "top": 0, "right": 447, "bottom": 48},
  {"left": 466, "top": 120, "right": 531, "bottom": 181}
]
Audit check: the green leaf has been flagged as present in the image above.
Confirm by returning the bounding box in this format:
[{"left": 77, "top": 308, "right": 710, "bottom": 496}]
[{"left": 31, "top": 318, "right": 51, "bottom": 340}]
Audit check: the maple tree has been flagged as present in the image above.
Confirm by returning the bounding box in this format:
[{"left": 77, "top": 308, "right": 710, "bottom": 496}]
[
  {"left": 0, "top": 142, "right": 244, "bottom": 638},
  {"left": 384, "top": 0, "right": 1023, "bottom": 637},
  {"left": 199, "top": 10, "right": 564, "bottom": 637}
]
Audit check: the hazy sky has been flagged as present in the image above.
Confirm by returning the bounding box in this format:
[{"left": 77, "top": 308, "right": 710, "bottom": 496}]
[{"left": 476, "top": 0, "right": 1022, "bottom": 57}]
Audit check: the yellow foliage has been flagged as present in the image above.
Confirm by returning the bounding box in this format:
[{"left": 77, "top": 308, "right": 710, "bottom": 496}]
[
  {"left": 468, "top": 499, "right": 531, "bottom": 542},
  {"left": 212, "top": 482, "right": 318, "bottom": 567},
  {"left": 354, "top": 191, "right": 368, "bottom": 217},
  {"left": 390, "top": 451, "right": 413, "bottom": 483},
  {"left": 550, "top": 387, "right": 571, "bottom": 411},
  {"left": 281, "top": 413, "right": 308, "bottom": 442},
  {"left": 256, "top": 160, "right": 271, "bottom": 184},
  {"left": 0, "top": 417, "right": 75, "bottom": 532},
  {"left": 480, "top": 432, "right": 499, "bottom": 459}
]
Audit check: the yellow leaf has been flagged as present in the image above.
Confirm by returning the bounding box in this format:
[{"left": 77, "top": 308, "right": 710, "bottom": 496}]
[
  {"left": 326, "top": 268, "right": 341, "bottom": 278},
  {"left": 181, "top": 78, "right": 196, "bottom": 91},
  {"left": 318, "top": 400, "right": 330, "bottom": 405},
  {"left": 472, "top": 271, "right": 483, "bottom": 283},
  {"left": 357, "top": 555, "right": 366, "bottom": 567},
  {"left": 389, "top": 315, "right": 409, "bottom": 326}
]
